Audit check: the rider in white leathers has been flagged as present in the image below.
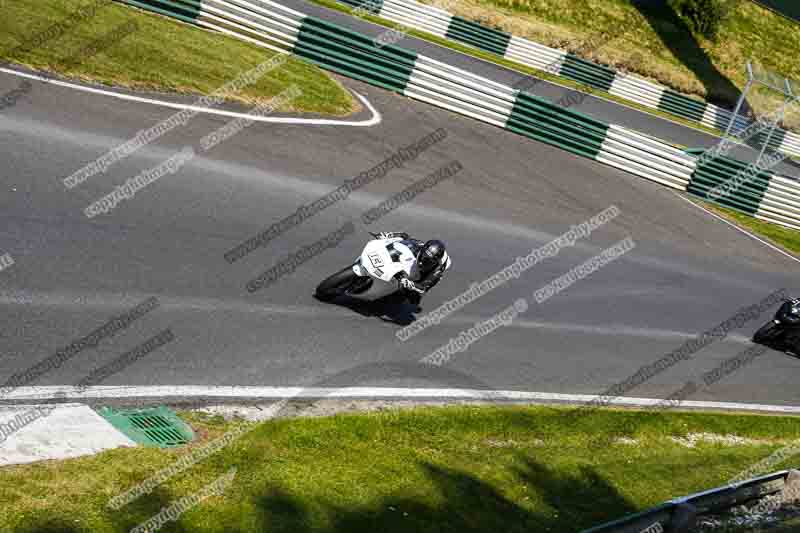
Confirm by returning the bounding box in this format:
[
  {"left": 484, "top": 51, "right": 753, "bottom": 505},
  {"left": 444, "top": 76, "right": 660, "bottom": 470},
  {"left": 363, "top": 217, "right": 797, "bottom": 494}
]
[{"left": 375, "top": 232, "right": 451, "bottom": 305}]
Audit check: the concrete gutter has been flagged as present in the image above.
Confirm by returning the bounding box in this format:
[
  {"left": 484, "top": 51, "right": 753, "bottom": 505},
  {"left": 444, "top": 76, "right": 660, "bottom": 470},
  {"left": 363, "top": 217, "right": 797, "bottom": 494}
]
[{"left": 0, "top": 403, "right": 135, "bottom": 466}]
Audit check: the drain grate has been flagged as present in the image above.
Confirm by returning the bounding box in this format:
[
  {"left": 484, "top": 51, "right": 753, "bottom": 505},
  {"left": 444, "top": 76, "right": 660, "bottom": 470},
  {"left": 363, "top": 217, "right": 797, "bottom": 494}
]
[{"left": 97, "top": 406, "right": 194, "bottom": 448}]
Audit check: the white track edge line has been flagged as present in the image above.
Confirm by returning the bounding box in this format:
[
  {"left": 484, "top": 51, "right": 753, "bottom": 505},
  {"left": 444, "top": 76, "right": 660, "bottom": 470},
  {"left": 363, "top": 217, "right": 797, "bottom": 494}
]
[
  {"left": 0, "top": 67, "right": 381, "bottom": 126},
  {"left": 5, "top": 386, "right": 800, "bottom": 413},
  {"left": 674, "top": 192, "right": 800, "bottom": 265}
]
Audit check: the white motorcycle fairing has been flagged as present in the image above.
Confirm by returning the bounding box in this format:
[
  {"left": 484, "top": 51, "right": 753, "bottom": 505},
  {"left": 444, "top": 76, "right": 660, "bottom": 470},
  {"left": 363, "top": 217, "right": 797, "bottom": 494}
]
[{"left": 350, "top": 238, "right": 419, "bottom": 301}]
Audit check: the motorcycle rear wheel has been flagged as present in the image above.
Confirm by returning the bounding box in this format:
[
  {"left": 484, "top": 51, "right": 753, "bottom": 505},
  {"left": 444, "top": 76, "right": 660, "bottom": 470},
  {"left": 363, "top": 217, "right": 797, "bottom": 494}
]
[
  {"left": 315, "top": 266, "right": 359, "bottom": 300},
  {"left": 753, "top": 321, "right": 782, "bottom": 344}
]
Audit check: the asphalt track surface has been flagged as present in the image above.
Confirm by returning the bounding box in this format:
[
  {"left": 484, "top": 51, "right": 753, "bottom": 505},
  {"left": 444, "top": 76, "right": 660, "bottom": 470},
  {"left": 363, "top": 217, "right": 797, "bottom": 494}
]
[
  {"left": 0, "top": 59, "right": 799, "bottom": 409},
  {"left": 281, "top": 0, "right": 800, "bottom": 178}
]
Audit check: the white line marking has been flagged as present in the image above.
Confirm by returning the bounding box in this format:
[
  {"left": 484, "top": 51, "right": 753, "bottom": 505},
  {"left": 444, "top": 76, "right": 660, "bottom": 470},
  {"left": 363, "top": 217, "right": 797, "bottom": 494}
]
[
  {"left": 4, "top": 386, "right": 800, "bottom": 413},
  {"left": 675, "top": 192, "right": 800, "bottom": 265},
  {"left": 0, "top": 67, "right": 381, "bottom": 126}
]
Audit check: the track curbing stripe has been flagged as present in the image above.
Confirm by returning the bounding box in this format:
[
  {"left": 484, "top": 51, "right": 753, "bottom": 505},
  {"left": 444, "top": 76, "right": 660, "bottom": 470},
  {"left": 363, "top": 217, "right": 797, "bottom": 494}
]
[{"left": 4, "top": 386, "right": 800, "bottom": 414}]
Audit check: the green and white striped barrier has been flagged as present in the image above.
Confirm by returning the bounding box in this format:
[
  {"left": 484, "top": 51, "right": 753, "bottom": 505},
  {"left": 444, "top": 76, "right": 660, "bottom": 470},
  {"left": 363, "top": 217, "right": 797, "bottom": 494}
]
[
  {"left": 332, "top": 0, "right": 800, "bottom": 160},
  {"left": 687, "top": 149, "right": 800, "bottom": 230},
  {"left": 115, "top": 0, "right": 800, "bottom": 229}
]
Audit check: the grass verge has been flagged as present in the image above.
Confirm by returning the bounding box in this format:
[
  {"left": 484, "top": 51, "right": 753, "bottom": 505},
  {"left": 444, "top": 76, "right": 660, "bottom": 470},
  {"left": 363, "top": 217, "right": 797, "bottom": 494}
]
[
  {"left": 2, "top": 404, "right": 800, "bottom": 532},
  {"left": 0, "top": 0, "right": 355, "bottom": 115},
  {"left": 428, "top": 0, "right": 800, "bottom": 131},
  {"left": 698, "top": 199, "right": 800, "bottom": 257},
  {"left": 307, "top": 0, "right": 757, "bottom": 139}
]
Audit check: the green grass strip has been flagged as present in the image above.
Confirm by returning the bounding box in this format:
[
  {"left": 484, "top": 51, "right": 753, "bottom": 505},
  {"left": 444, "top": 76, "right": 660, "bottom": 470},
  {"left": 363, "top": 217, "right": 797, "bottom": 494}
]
[
  {"left": 0, "top": 0, "right": 354, "bottom": 115},
  {"left": 699, "top": 200, "right": 800, "bottom": 255},
  {"left": 4, "top": 405, "right": 800, "bottom": 532}
]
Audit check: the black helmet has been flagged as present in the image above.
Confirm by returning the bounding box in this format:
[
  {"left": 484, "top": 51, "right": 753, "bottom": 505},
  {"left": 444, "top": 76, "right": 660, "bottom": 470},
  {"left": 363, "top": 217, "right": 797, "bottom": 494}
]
[{"left": 417, "top": 239, "right": 445, "bottom": 272}]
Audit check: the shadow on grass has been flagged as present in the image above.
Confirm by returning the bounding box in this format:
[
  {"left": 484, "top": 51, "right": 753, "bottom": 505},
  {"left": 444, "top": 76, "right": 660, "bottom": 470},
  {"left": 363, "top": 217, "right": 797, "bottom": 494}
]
[
  {"left": 10, "top": 414, "right": 648, "bottom": 533},
  {"left": 13, "top": 518, "right": 82, "bottom": 533},
  {"left": 14, "top": 485, "right": 193, "bottom": 533},
  {"left": 111, "top": 485, "right": 196, "bottom": 533},
  {"left": 249, "top": 459, "right": 638, "bottom": 533},
  {"left": 630, "top": 0, "right": 743, "bottom": 109}
]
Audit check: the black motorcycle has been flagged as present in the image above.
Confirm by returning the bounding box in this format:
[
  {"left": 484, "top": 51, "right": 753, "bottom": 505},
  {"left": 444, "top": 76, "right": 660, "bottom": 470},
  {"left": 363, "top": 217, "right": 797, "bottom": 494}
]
[{"left": 753, "top": 298, "right": 800, "bottom": 354}]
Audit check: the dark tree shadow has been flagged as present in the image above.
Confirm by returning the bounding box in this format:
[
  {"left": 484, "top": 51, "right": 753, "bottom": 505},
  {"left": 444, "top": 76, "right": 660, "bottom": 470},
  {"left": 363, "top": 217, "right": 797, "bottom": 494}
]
[
  {"left": 109, "top": 485, "right": 196, "bottom": 533},
  {"left": 247, "top": 459, "right": 639, "bottom": 533},
  {"left": 13, "top": 485, "right": 189, "bottom": 533},
  {"left": 252, "top": 488, "right": 315, "bottom": 533},
  {"left": 630, "top": 0, "right": 743, "bottom": 109},
  {"left": 512, "top": 456, "right": 640, "bottom": 527},
  {"left": 12, "top": 518, "right": 82, "bottom": 533},
  {"left": 10, "top": 439, "right": 641, "bottom": 532}
]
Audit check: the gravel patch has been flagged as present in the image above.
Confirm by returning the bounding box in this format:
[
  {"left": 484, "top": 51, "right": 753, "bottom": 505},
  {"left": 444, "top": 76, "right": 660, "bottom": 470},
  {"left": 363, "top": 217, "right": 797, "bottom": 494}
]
[
  {"left": 696, "top": 499, "right": 800, "bottom": 532},
  {"left": 190, "top": 399, "right": 504, "bottom": 421},
  {"left": 670, "top": 433, "right": 778, "bottom": 448},
  {"left": 483, "top": 438, "right": 545, "bottom": 448}
]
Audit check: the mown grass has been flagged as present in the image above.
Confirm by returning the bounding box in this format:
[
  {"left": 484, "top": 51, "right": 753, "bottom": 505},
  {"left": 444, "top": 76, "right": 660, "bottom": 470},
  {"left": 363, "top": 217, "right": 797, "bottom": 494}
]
[
  {"left": 0, "top": 0, "right": 355, "bottom": 115},
  {"left": 308, "top": 0, "right": 789, "bottom": 139},
  {"left": 427, "top": 0, "right": 800, "bottom": 130},
  {"left": 2, "top": 404, "right": 800, "bottom": 532},
  {"left": 698, "top": 199, "right": 800, "bottom": 256}
]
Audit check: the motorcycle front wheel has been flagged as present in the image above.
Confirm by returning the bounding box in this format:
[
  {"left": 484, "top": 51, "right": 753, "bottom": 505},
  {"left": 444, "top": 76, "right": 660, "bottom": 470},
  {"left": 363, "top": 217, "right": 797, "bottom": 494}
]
[
  {"left": 315, "top": 266, "right": 359, "bottom": 300},
  {"left": 753, "top": 321, "right": 782, "bottom": 344}
]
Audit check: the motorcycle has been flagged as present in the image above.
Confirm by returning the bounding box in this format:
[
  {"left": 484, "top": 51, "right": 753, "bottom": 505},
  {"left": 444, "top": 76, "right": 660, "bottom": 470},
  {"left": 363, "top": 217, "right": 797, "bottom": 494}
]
[
  {"left": 315, "top": 232, "right": 449, "bottom": 303},
  {"left": 753, "top": 298, "right": 800, "bottom": 353}
]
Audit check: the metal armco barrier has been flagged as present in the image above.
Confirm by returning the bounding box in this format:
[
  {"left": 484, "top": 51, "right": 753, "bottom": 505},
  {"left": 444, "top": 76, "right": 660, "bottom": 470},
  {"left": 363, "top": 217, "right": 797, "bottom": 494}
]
[
  {"left": 332, "top": 0, "right": 800, "bottom": 159},
  {"left": 582, "top": 470, "right": 797, "bottom": 533},
  {"left": 113, "top": 0, "right": 800, "bottom": 229},
  {"left": 751, "top": 0, "right": 800, "bottom": 24}
]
